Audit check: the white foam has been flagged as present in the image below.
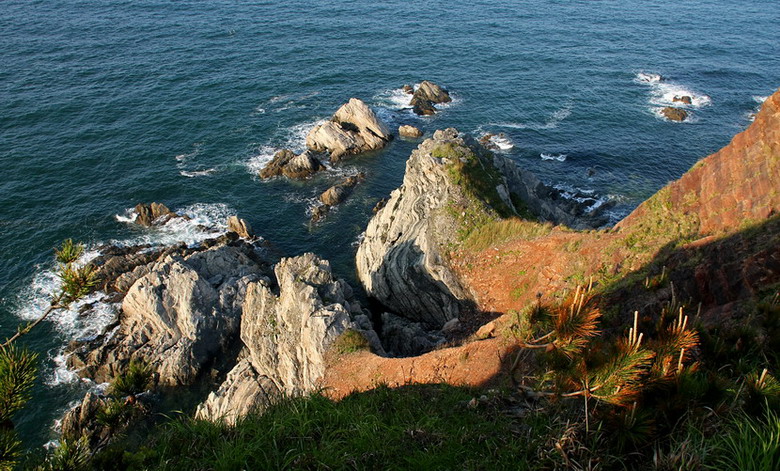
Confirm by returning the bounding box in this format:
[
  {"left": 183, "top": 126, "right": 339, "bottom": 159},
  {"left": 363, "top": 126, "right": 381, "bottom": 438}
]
[
  {"left": 374, "top": 87, "right": 414, "bottom": 110},
  {"left": 635, "top": 72, "right": 711, "bottom": 109},
  {"left": 114, "top": 202, "right": 232, "bottom": 247},
  {"left": 540, "top": 153, "right": 567, "bottom": 162},
  {"left": 752, "top": 95, "right": 769, "bottom": 104},
  {"left": 180, "top": 168, "right": 217, "bottom": 178},
  {"left": 552, "top": 183, "right": 607, "bottom": 214},
  {"left": 283, "top": 118, "right": 327, "bottom": 152},
  {"left": 266, "top": 91, "right": 321, "bottom": 113},
  {"left": 478, "top": 132, "right": 515, "bottom": 152},
  {"left": 245, "top": 145, "right": 277, "bottom": 175},
  {"left": 493, "top": 105, "right": 572, "bottom": 131}
]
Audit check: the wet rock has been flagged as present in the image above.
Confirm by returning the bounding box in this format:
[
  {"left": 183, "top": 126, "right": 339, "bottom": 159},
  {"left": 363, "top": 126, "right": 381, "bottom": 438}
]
[
  {"left": 310, "top": 204, "right": 330, "bottom": 224},
  {"left": 227, "top": 216, "right": 255, "bottom": 240},
  {"left": 134, "top": 203, "right": 180, "bottom": 227},
  {"left": 411, "top": 98, "right": 437, "bottom": 116},
  {"left": 399, "top": 125, "right": 423, "bottom": 138},
  {"left": 306, "top": 98, "right": 392, "bottom": 161},
  {"left": 320, "top": 173, "right": 364, "bottom": 206},
  {"left": 259, "top": 149, "right": 325, "bottom": 180},
  {"left": 410, "top": 80, "right": 451, "bottom": 116},
  {"left": 662, "top": 107, "right": 688, "bottom": 122},
  {"left": 673, "top": 95, "right": 693, "bottom": 105},
  {"left": 402, "top": 84, "right": 414, "bottom": 95}
]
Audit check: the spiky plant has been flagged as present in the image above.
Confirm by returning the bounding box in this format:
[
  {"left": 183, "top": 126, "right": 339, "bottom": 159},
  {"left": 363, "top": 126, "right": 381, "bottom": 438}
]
[
  {"left": 0, "top": 344, "right": 38, "bottom": 424},
  {"left": 54, "top": 239, "right": 84, "bottom": 265},
  {"left": 96, "top": 399, "right": 134, "bottom": 430},
  {"left": 0, "top": 429, "right": 21, "bottom": 471},
  {"left": 108, "top": 360, "right": 153, "bottom": 398},
  {"left": 35, "top": 436, "right": 91, "bottom": 471}
]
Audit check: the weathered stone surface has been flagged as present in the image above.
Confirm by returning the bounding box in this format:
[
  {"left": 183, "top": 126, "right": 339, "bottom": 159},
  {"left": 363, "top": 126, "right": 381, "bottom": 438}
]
[
  {"left": 673, "top": 95, "right": 693, "bottom": 105},
  {"left": 61, "top": 392, "right": 109, "bottom": 443},
  {"left": 195, "top": 358, "right": 280, "bottom": 424},
  {"left": 399, "top": 125, "right": 423, "bottom": 138},
  {"left": 134, "top": 202, "right": 181, "bottom": 227},
  {"left": 662, "top": 106, "right": 688, "bottom": 122},
  {"left": 402, "top": 84, "right": 414, "bottom": 95},
  {"left": 227, "top": 216, "right": 255, "bottom": 240},
  {"left": 68, "top": 243, "right": 269, "bottom": 385},
  {"left": 306, "top": 98, "right": 391, "bottom": 161},
  {"left": 197, "top": 253, "right": 382, "bottom": 422},
  {"left": 319, "top": 173, "right": 364, "bottom": 206},
  {"left": 259, "top": 149, "right": 325, "bottom": 180}
]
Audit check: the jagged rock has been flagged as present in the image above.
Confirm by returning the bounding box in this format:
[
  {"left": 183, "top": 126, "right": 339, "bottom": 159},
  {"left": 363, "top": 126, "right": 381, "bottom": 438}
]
[
  {"left": 259, "top": 149, "right": 325, "bottom": 180},
  {"left": 380, "top": 312, "right": 445, "bottom": 356},
  {"left": 227, "top": 216, "right": 255, "bottom": 240},
  {"left": 410, "top": 81, "right": 451, "bottom": 116},
  {"left": 133, "top": 202, "right": 181, "bottom": 227},
  {"left": 320, "top": 173, "right": 364, "bottom": 206},
  {"left": 399, "top": 125, "right": 423, "bottom": 138},
  {"left": 67, "top": 243, "right": 269, "bottom": 385},
  {"left": 195, "top": 358, "right": 280, "bottom": 424},
  {"left": 673, "top": 95, "right": 693, "bottom": 105},
  {"left": 196, "top": 253, "right": 383, "bottom": 422},
  {"left": 310, "top": 204, "right": 330, "bottom": 223},
  {"left": 61, "top": 392, "right": 111, "bottom": 445},
  {"left": 402, "top": 84, "right": 414, "bottom": 94},
  {"left": 306, "top": 98, "right": 392, "bottom": 161},
  {"left": 662, "top": 107, "right": 688, "bottom": 122}
]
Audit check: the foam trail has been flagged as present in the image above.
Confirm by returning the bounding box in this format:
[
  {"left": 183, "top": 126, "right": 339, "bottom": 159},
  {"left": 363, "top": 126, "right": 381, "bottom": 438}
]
[
  {"left": 180, "top": 168, "right": 217, "bottom": 178},
  {"left": 114, "top": 202, "right": 232, "bottom": 247},
  {"left": 494, "top": 105, "right": 572, "bottom": 131},
  {"left": 634, "top": 72, "right": 712, "bottom": 114},
  {"left": 541, "top": 153, "right": 567, "bottom": 162}
]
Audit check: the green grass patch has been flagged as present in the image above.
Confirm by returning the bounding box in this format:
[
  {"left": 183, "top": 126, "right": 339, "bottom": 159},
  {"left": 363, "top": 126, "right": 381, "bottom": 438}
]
[
  {"left": 97, "top": 384, "right": 547, "bottom": 471},
  {"left": 331, "top": 329, "right": 371, "bottom": 354},
  {"left": 463, "top": 217, "right": 553, "bottom": 252}
]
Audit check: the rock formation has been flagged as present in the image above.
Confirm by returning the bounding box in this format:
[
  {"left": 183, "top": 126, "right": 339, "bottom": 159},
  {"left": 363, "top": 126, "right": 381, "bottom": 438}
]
[
  {"left": 673, "top": 95, "right": 692, "bottom": 105},
  {"left": 133, "top": 202, "right": 181, "bottom": 227},
  {"left": 399, "top": 125, "right": 423, "bottom": 138},
  {"left": 67, "top": 241, "right": 270, "bottom": 385},
  {"left": 196, "top": 253, "right": 382, "bottom": 423},
  {"left": 306, "top": 98, "right": 392, "bottom": 161},
  {"left": 356, "top": 128, "right": 612, "bottom": 327},
  {"left": 410, "top": 81, "right": 451, "bottom": 116},
  {"left": 227, "top": 215, "right": 255, "bottom": 240},
  {"left": 259, "top": 149, "right": 325, "bottom": 180},
  {"left": 311, "top": 173, "right": 365, "bottom": 223},
  {"left": 662, "top": 106, "right": 688, "bottom": 122}
]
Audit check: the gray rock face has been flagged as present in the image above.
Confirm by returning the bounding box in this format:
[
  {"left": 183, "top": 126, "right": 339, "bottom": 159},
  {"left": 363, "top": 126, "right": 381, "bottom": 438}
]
[
  {"left": 60, "top": 392, "right": 109, "bottom": 444},
  {"left": 380, "top": 312, "right": 445, "bottom": 357},
  {"left": 133, "top": 202, "right": 182, "bottom": 227},
  {"left": 410, "top": 81, "right": 451, "bottom": 116},
  {"left": 68, "top": 243, "right": 268, "bottom": 385},
  {"left": 196, "top": 253, "right": 382, "bottom": 423},
  {"left": 306, "top": 98, "right": 391, "bottom": 161},
  {"left": 399, "top": 125, "right": 423, "bottom": 138},
  {"left": 227, "top": 216, "right": 255, "bottom": 240},
  {"left": 356, "top": 128, "right": 477, "bottom": 328}
]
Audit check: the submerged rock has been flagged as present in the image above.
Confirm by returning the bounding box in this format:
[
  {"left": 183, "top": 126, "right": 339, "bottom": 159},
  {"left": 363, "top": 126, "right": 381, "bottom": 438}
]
[
  {"left": 306, "top": 98, "right": 392, "bottom": 161},
  {"left": 662, "top": 106, "right": 688, "bottom": 122},
  {"left": 399, "top": 125, "right": 423, "bottom": 138},
  {"left": 311, "top": 173, "right": 365, "bottom": 222},
  {"left": 259, "top": 149, "right": 325, "bottom": 180}
]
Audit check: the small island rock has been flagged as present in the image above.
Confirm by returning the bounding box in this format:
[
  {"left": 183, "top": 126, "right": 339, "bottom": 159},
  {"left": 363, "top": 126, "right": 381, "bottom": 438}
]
[
  {"left": 306, "top": 98, "right": 392, "bottom": 161},
  {"left": 662, "top": 107, "right": 688, "bottom": 122},
  {"left": 259, "top": 149, "right": 325, "bottom": 180},
  {"left": 399, "top": 125, "right": 423, "bottom": 138}
]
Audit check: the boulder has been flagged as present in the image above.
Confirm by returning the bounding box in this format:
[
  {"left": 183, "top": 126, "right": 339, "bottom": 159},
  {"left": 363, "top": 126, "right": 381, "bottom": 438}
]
[
  {"left": 402, "top": 84, "right": 414, "bottom": 95},
  {"left": 133, "top": 203, "right": 180, "bottom": 227},
  {"left": 410, "top": 80, "right": 451, "bottom": 116},
  {"left": 306, "top": 98, "right": 392, "bottom": 161},
  {"left": 673, "top": 95, "right": 693, "bottom": 105},
  {"left": 399, "top": 125, "right": 423, "bottom": 139},
  {"left": 259, "top": 149, "right": 325, "bottom": 180},
  {"left": 662, "top": 107, "right": 688, "bottom": 122},
  {"left": 319, "top": 173, "right": 364, "bottom": 206},
  {"left": 310, "top": 205, "right": 330, "bottom": 223},
  {"left": 227, "top": 216, "right": 255, "bottom": 240},
  {"left": 61, "top": 392, "right": 112, "bottom": 446}
]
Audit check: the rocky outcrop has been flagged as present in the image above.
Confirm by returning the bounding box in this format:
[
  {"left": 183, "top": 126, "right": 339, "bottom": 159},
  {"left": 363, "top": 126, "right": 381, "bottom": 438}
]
[
  {"left": 356, "top": 128, "right": 613, "bottom": 327},
  {"left": 410, "top": 81, "right": 451, "bottom": 116},
  {"left": 227, "top": 216, "right": 255, "bottom": 240},
  {"left": 662, "top": 106, "right": 688, "bottom": 122},
  {"left": 399, "top": 125, "right": 423, "bottom": 138},
  {"left": 380, "top": 312, "right": 445, "bottom": 357},
  {"left": 356, "top": 129, "right": 482, "bottom": 327},
  {"left": 259, "top": 149, "right": 325, "bottom": 180},
  {"left": 67, "top": 242, "right": 270, "bottom": 385},
  {"left": 306, "top": 98, "right": 392, "bottom": 161},
  {"left": 673, "top": 95, "right": 692, "bottom": 105},
  {"left": 196, "top": 253, "right": 382, "bottom": 423},
  {"left": 133, "top": 203, "right": 182, "bottom": 227},
  {"left": 60, "top": 392, "right": 110, "bottom": 444}
]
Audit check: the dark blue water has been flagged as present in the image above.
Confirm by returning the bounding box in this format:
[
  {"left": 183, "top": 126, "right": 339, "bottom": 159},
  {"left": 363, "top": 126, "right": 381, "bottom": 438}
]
[{"left": 1, "top": 0, "right": 777, "bottom": 448}]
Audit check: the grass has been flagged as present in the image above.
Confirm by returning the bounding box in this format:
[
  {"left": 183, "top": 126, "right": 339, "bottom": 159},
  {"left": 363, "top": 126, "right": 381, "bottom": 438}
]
[
  {"left": 707, "top": 408, "right": 780, "bottom": 471},
  {"left": 463, "top": 217, "right": 553, "bottom": 252},
  {"left": 94, "top": 384, "right": 549, "bottom": 471},
  {"left": 331, "top": 330, "right": 371, "bottom": 354}
]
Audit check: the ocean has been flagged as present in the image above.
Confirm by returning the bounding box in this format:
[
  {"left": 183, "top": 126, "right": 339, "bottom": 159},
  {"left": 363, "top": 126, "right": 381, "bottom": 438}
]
[{"left": 1, "top": 0, "right": 777, "bottom": 448}]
